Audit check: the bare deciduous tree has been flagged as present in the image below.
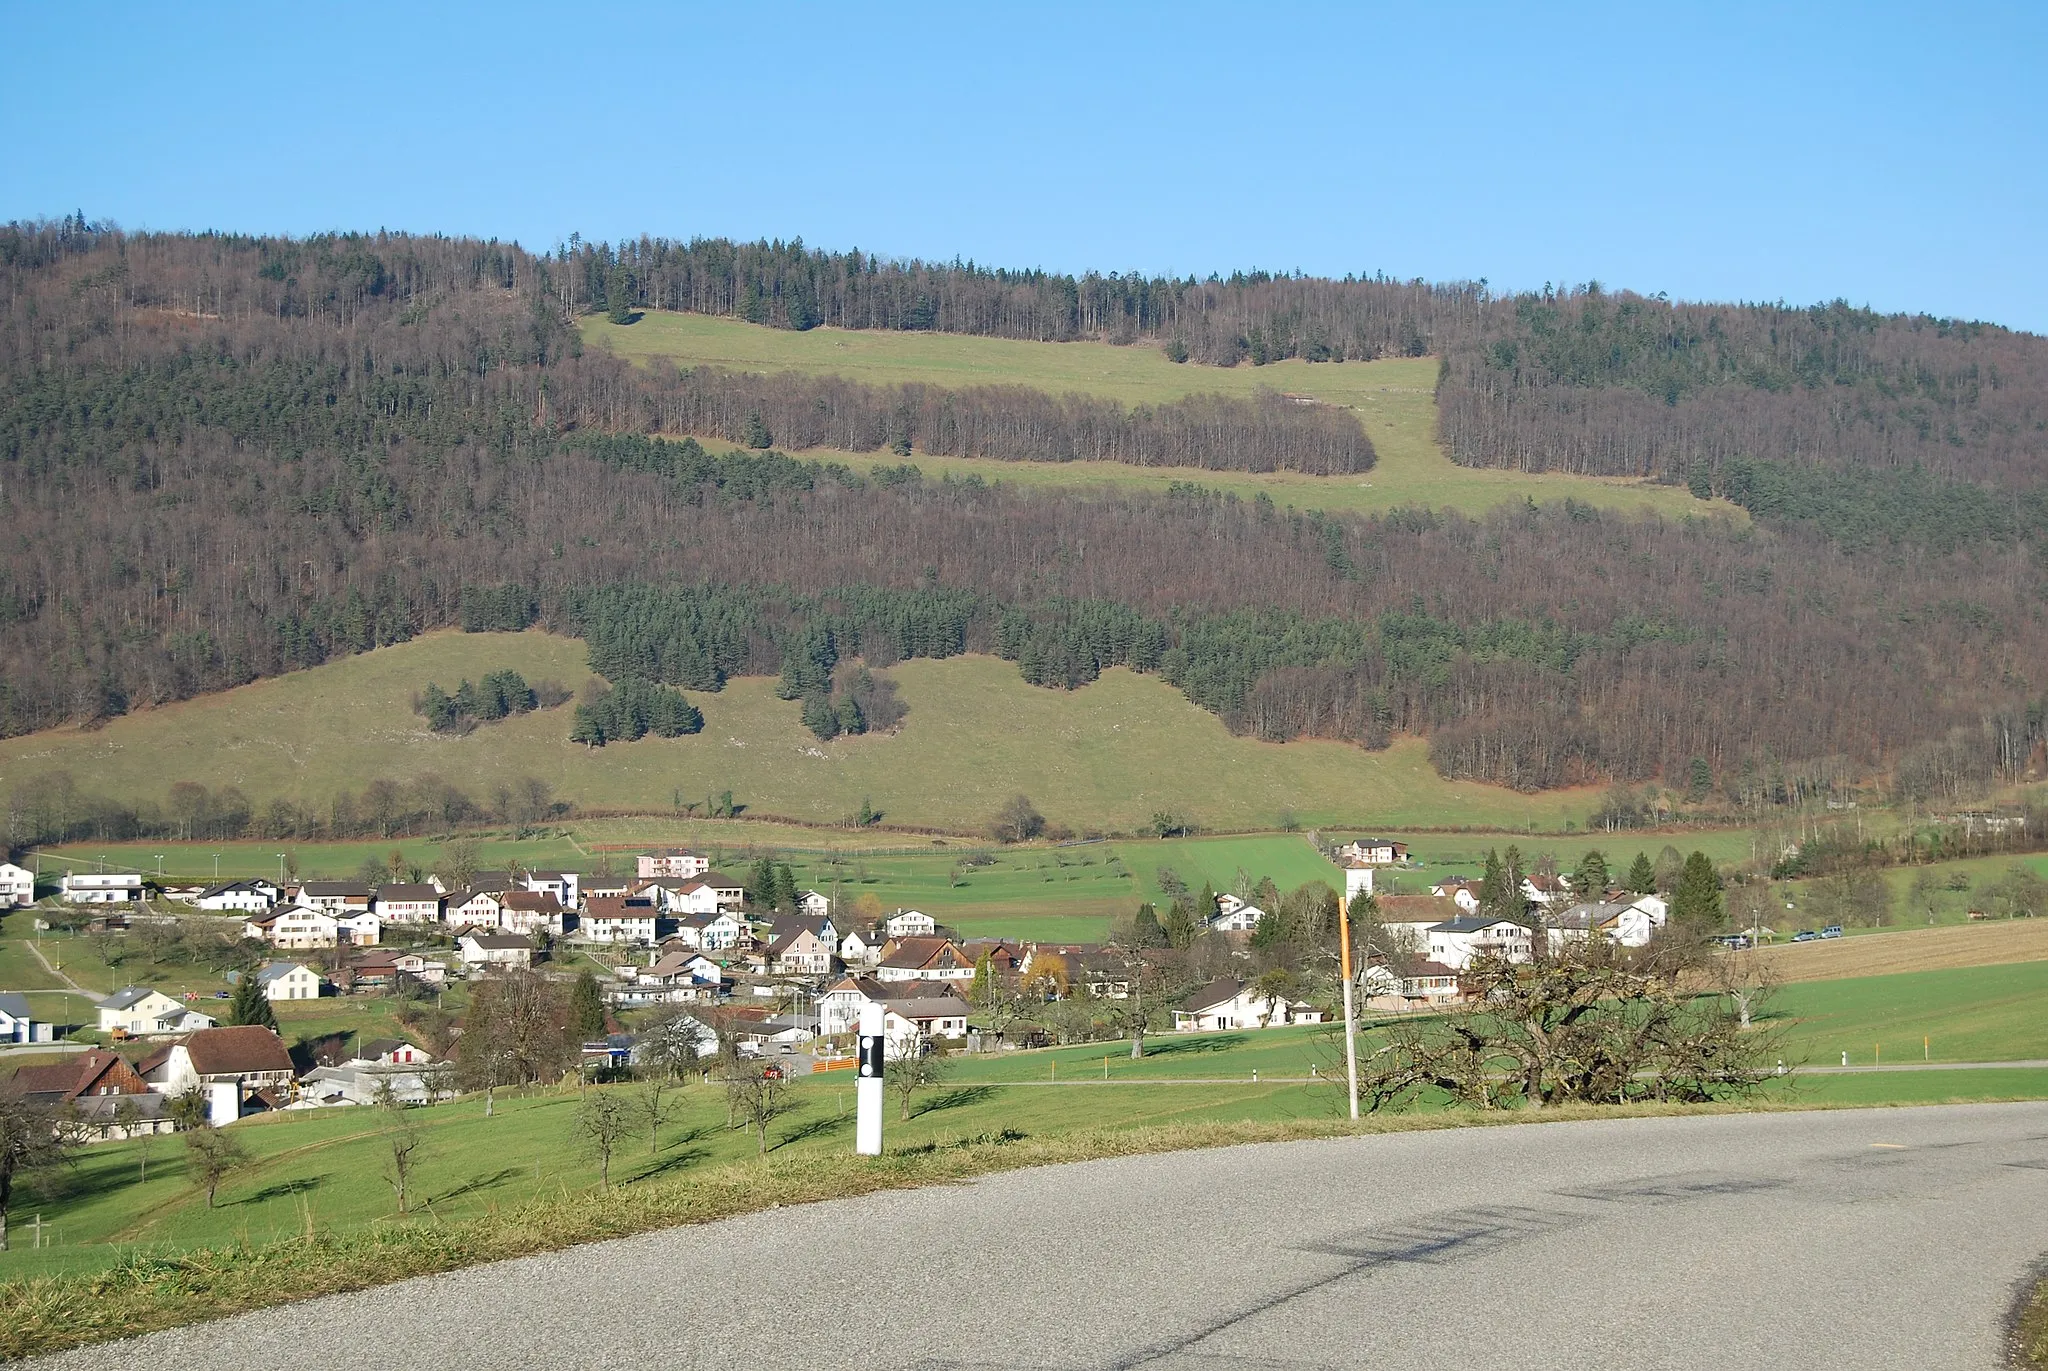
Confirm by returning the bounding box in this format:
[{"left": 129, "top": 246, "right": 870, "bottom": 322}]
[{"left": 575, "top": 1093, "right": 631, "bottom": 1188}]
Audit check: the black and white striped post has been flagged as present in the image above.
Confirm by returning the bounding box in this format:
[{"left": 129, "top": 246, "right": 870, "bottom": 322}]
[{"left": 855, "top": 1001, "right": 885, "bottom": 1155}]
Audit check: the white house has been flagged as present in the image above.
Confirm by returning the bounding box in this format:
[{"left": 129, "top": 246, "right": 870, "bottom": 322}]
[
  {"left": 885, "top": 909, "right": 937, "bottom": 939},
  {"left": 1521, "top": 874, "right": 1570, "bottom": 908},
  {"left": 197, "top": 879, "right": 280, "bottom": 914},
  {"left": 458, "top": 931, "right": 534, "bottom": 968},
  {"left": 838, "top": 927, "right": 884, "bottom": 966},
  {"left": 298, "top": 1062, "right": 451, "bottom": 1108},
  {"left": 771, "top": 925, "right": 835, "bottom": 977},
  {"left": 372, "top": 883, "right": 444, "bottom": 924},
  {"left": 817, "top": 975, "right": 887, "bottom": 1037},
  {"left": 0, "top": 992, "right": 54, "bottom": 1043},
  {"left": 1430, "top": 880, "right": 1482, "bottom": 912},
  {"left": 1341, "top": 862, "right": 1375, "bottom": 904},
  {"left": 1426, "top": 915, "right": 1534, "bottom": 970},
  {"left": 579, "top": 896, "right": 658, "bottom": 944},
  {"left": 630, "top": 950, "right": 723, "bottom": 1003},
  {"left": 1546, "top": 895, "right": 1669, "bottom": 952},
  {"left": 0, "top": 861, "right": 36, "bottom": 906},
  {"left": 875, "top": 937, "right": 974, "bottom": 984},
  {"left": 254, "top": 961, "right": 323, "bottom": 1001},
  {"left": 674, "top": 873, "right": 748, "bottom": 916},
  {"left": 445, "top": 888, "right": 505, "bottom": 929},
  {"left": 638, "top": 850, "right": 709, "bottom": 880},
  {"left": 797, "top": 890, "right": 831, "bottom": 918},
  {"left": 1209, "top": 896, "right": 1265, "bottom": 934},
  {"left": 1173, "top": 978, "right": 1320, "bottom": 1032},
  {"left": 61, "top": 872, "right": 143, "bottom": 904},
  {"left": 520, "top": 869, "right": 581, "bottom": 907},
  {"left": 98, "top": 986, "right": 217, "bottom": 1037},
  {"left": 881, "top": 995, "right": 971, "bottom": 1057},
  {"left": 140, "top": 1025, "right": 295, "bottom": 1124},
  {"left": 1336, "top": 838, "right": 1409, "bottom": 866},
  {"left": 669, "top": 910, "right": 745, "bottom": 952},
  {"left": 499, "top": 890, "right": 571, "bottom": 937}
]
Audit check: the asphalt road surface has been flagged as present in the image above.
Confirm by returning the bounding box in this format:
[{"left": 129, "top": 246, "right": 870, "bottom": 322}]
[{"left": 30, "top": 1102, "right": 2048, "bottom": 1371}]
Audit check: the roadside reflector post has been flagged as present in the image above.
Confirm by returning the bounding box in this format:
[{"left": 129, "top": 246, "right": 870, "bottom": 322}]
[
  {"left": 1338, "top": 895, "right": 1360, "bottom": 1120},
  {"left": 855, "top": 1002, "right": 885, "bottom": 1156}
]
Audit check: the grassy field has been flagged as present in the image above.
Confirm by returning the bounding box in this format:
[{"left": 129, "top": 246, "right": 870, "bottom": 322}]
[
  {"left": 584, "top": 312, "right": 1740, "bottom": 524},
  {"left": 1750, "top": 919, "right": 2048, "bottom": 983},
  {"left": 0, "top": 631, "right": 1614, "bottom": 838},
  {"left": 1767, "top": 960, "right": 2048, "bottom": 1065}
]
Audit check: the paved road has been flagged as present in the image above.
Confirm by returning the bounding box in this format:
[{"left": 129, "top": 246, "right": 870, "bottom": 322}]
[{"left": 28, "top": 1103, "right": 2048, "bottom": 1370}]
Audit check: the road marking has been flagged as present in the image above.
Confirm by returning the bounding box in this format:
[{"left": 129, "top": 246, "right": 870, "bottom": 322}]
[{"left": 1870, "top": 1142, "right": 1907, "bottom": 1149}]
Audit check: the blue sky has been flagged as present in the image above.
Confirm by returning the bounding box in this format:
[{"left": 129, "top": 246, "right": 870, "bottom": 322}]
[{"left": 5, "top": 1, "right": 2043, "bottom": 329}]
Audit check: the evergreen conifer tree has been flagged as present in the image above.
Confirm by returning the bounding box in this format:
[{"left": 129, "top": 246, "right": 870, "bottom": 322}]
[
  {"left": 1671, "top": 852, "right": 1725, "bottom": 931},
  {"left": 1626, "top": 852, "right": 1657, "bottom": 894},
  {"left": 226, "top": 971, "right": 279, "bottom": 1032},
  {"left": 568, "top": 970, "right": 608, "bottom": 1042}
]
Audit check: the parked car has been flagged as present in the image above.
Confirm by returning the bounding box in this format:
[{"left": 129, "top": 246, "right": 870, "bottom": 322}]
[
  {"left": 1791, "top": 930, "right": 1820, "bottom": 943},
  {"left": 1820, "top": 925, "right": 1845, "bottom": 939}
]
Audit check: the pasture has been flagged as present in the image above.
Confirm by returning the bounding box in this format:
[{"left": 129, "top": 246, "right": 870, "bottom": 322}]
[{"left": 583, "top": 312, "right": 1738, "bottom": 523}]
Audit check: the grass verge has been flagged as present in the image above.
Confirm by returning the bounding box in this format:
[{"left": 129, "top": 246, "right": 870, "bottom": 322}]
[
  {"left": 2015, "top": 1266, "right": 2048, "bottom": 1369},
  {"left": 0, "top": 1094, "right": 2033, "bottom": 1361}
]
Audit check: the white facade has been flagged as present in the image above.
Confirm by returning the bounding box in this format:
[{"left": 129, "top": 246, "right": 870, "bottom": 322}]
[
  {"left": 580, "top": 910, "right": 658, "bottom": 944},
  {"left": 0, "top": 993, "right": 53, "bottom": 1043},
  {"left": 197, "top": 880, "right": 279, "bottom": 913},
  {"left": 0, "top": 862, "right": 35, "bottom": 907},
  {"left": 1342, "top": 864, "right": 1375, "bottom": 904},
  {"left": 638, "top": 851, "right": 709, "bottom": 880},
  {"left": 521, "top": 870, "right": 581, "bottom": 907},
  {"left": 446, "top": 890, "right": 505, "bottom": 929},
  {"left": 797, "top": 890, "right": 831, "bottom": 918},
  {"left": 1426, "top": 917, "right": 1534, "bottom": 970},
  {"left": 838, "top": 929, "right": 883, "bottom": 965},
  {"left": 62, "top": 872, "right": 143, "bottom": 904},
  {"left": 98, "top": 987, "right": 212, "bottom": 1036},
  {"left": 1173, "top": 981, "right": 1313, "bottom": 1032},
  {"left": 458, "top": 933, "right": 533, "bottom": 967},
  {"left": 256, "top": 962, "right": 323, "bottom": 1001},
  {"left": 1209, "top": 897, "right": 1265, "bottom": 933},
  {"left": 885, "top": 909, "right": 937, "bottom": 939}
]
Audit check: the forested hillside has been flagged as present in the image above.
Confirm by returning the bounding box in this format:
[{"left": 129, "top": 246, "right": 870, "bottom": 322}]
[{"left": 1, "top": 219, "right": 2044, "bottom": 804}]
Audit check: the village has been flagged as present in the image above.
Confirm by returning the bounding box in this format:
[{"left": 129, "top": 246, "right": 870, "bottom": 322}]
[{"left": 1, "top": 839, "right": 1681, "bottom": 1140}]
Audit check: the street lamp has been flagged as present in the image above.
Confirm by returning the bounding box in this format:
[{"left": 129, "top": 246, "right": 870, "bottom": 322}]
[
  {"left": 277, "top": 853, "right": 287, "bottom": 885},
  {"left": 213, "top": 852, "right": 220, "bottom": 879},
  {"left": 154, "top": 854, "right": 164, "bottom": 877}
]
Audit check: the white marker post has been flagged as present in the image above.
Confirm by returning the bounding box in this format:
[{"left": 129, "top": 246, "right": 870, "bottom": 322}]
[
  {"left": 855, "top": 1001, "right": 885, "bottom": 1156},
  {"left": 1338, "top": 895, "right": 1360, "bottom": 1120}
]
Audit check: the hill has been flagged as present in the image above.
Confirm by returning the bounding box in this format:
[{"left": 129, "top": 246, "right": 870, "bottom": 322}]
[{"left": 0, "top": 630, "right": 1600, "bottom": 838}]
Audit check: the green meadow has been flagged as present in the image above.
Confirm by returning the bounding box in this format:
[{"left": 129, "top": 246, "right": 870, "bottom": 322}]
[{"left": 583, "top": 311, "right": 1739, "bottom": 524}]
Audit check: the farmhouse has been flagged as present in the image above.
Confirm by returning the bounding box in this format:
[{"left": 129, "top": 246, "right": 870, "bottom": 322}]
[
  {"left": 669, "top": 910, "right": 746, "bottom": 951},
  {"left": 881, "top": 995, "right": 971, "bottom": 1056},
  {"left": 141, "top": 1025, "right": 296, "bottom": 1123},
  {"left": 7, "top": 1049, "right": 170, "bottom": 1140},
  {"left": 875, "top": 937, "right": 974, "bottom": 984},
  {"left": 298, "top": 881, "right": 374, "bottom": 914},
  {"left": 1546, "top": 895, "right": 1669, "bottom": 951},
  {"left": 245, "top": 904, "right": 342, "bottom": 948},
  {"left": 1336, "top": 839, "right": 1409, "bottom": 867}
]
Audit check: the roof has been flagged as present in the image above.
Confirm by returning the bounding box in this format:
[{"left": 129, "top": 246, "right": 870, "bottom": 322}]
[
  {"left": 500, "top": 890, "right": 565, "bottom": 913},
  {"left": 1181, "top": 978, "right": 1249, "bottom": 1013},
  {"left": 1549, "top": 901, "right": 1635, "bottom": 931},
  {"left": 461, "top": 931, "right": 533, "bottom": 950},
  {"left": 100, "top": 985, "right": 170, "bottom": 1011},
  {"left": 877, "top": 937, "right": 967, "bottom": 971},
  {"left": 1430, "top": 915, "right": 1528, "bottom": 934},
  {"left": 0, "top": 991, "right": 31, "bottom": 1020},
  {"left": 1374, "top": 895, "right": 1461, "bottom": 921},
  {"left": 447, "top": 887, "right": 502, "bottom": 906},
  {"left": 881, "top": 996, "right": 971, "bottom": 1020},
  {"left": 1408, "top": 960, "right": 1461, "bottom": 979},
  {"left": 200, "top": 880, "right": 272, "bottom": 897},
  {"left": 301, "top": 881, "right": 373, "bottom": 898},
  {"left": 375, "top": 883, "right": 442, "bottom": 901},
  {"left": 585, "top": 895, "right": 654, "bottom": 920},
  {"left": 356, "top": 1038, "right": 417, "bottom": 1060},
  {"left": 823, "top": 974, "right": 889, "bottom": 999},
  {"left": 255, "top": 962, "right": 314, "bottom": 983},
  {"left": 7, "top": 1049, "right": 129, "bottom": 1100},
  {"left": 180, "top": 1025, "right": 295, "bottom": 1076}
]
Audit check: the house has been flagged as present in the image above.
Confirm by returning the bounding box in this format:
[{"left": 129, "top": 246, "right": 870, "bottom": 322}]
[
  {"left": 736, "top": 1016, "right": 818, "bottom": 1054},
  {"left": 0, "top": 861, "right": 34, "bottom": 906},
  {"left": 1371, "top": 895, "right": 1463, "bottom": 952},
  {"left": 669, "top": 910, "right": 746, "bottom": 952},
  {"left": 1209, "top": 897, "right": 1265, "bottom": 934},
  {"left": 458, "top": 931, "right": 534, "bottom": 969},
  {"left": 7, "top": 1049, "right": 170, "bottom": 1140},
  {"left": 796, "top": 890, "right": 831, "bottom": 918},
  {"left": 1340, "top": 861, "right": 1375, "bottom": 903},
  {"left": 580, "top": 895, "right": 658, "bottom": 944},
  {"left": 98, "top": 986, "right": 216, "bottom": 1037},
  {"left": 444, "top": 888, "right": 506, "bottom": 929},
  {"left": 663, "top": 873, "right": 748, "bottom": 916},
  {"left": 638, "top": 850, "right": 710, "bottom": 880},
  {"left": 298, "top": 881, "right": 374, "bottom": 914},
  {"left": 960, "top": 939, "right": 1025, "bottom": 975},
  {"left": 875, "top": 937, "right": 974, "bottom": 983},
  {"left": 818, "top": 974, "right": 888, "bottom": 1037},
  {"left": 141, "top": 1025, "right": 295, "bottom": 1123},
  {"left": 196, "top": 879, "right": 280, "bottom": 913},
  {"left": 771, "top": 925, "right": 835, "bottom": 977},
  {"left": 1426, "top": 915, "right": 1534, "bottom": 969},
  {"left": 340, "top": 949, "right": 448, "bottom": 991},
  {"left": 624, "top": 950, "right": 723, "bottom": 1004},
  {"left": 499, "top": 890, "right": 571, "bottom": 938},
  {"left": 296, "top": 1062, "right": 451, "bottom": 1108},
  {"left": 881, "top": 995, "right": 971, "bottom": 1056},
  {"left": 1430, "top": 880, "right": 1482, "bottom": 912},
  {"left": 352, "top": 1038, "right": 434, "bottom": 1065},
  {"left": 1362, "top": 959, "right": 1464, "bottom": 1011},
  {"left": 1173, "top": 979, "right": 1319, "bottom": 1032},
  {"left": 520, "top": 869, "right": 582, "bottom": 908},
  {"left": 372, "top": 883, "right": 444, "bottom": 925},
  {"left": 1546, "top": 895, "right": 1669, "bottom": 952},
  {"left": 1521, "top": 874, "right": 1570, "bottom": 908},
  {"left": 156, "top": 882, "right": 209, "bottom": 905},
  {"left": 0, "top": 992, "right": 55, "bottom": 1043},
  {"left": 254, "top": 961, "right": 323, "bottom": 1002},
  {"left": 838, "top": 927, "right": 884, "bottom": 966},
  {"left": 1336, "top": 838, "right": 1409, "bottom": 867},
  {"left": 60, "top": 872, "right": 143, "bottom": 904},
  {"left": 334, "top": 910, "right": 382, "bottom": 946},
  {"left": 885, "top": 909, "right": 937, "bottom": 939}
]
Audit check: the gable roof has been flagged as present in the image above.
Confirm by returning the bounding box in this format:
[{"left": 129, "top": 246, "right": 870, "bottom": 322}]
[
  {"left": 375, "top": 883, "right": 442, "bottom": 901},
  {"left": 181, "top": 1025, "right": 295, "bottom": 1076},
  {"left": 200, "top": 879, "right": 274, "bottom": 897},
  {"left": 1374, "top": 895, "right": 1462, "bottom": 922},
  {"left": 301, "top": 881, "right": 373, "bottom": 898},
  {"left": 255, "top": 962, "right": 314, "bottom": 984},
  {"left": 1181, "top": 978, "right": 1249, "bottom": 1013},
  {"left": 877, "top": 937, "right": 968, "bottom": 971},
  {"left": 585, "top": 895, "right": 656, "bottom": 920},
  {"left": 1430, "top": 915, "right": 1528, "bottom": 934},
  {"left": 7, "top": 1049, "right": 132, "bottom": 1100},
  {"left": 500, "top": 890, "right": 565, "bottom": 913},
  {"left": 0, "top": 991, "right": 32, "bottom": 1021},
  {"left": 100, "top": 985, "right": 173, "bottom": 1011},
  {"left": 882, "top": 995, "right": 971, "bottom": 1020},
  {"left": 460, "top": 931, "right": 532, "bottom": 950}
]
